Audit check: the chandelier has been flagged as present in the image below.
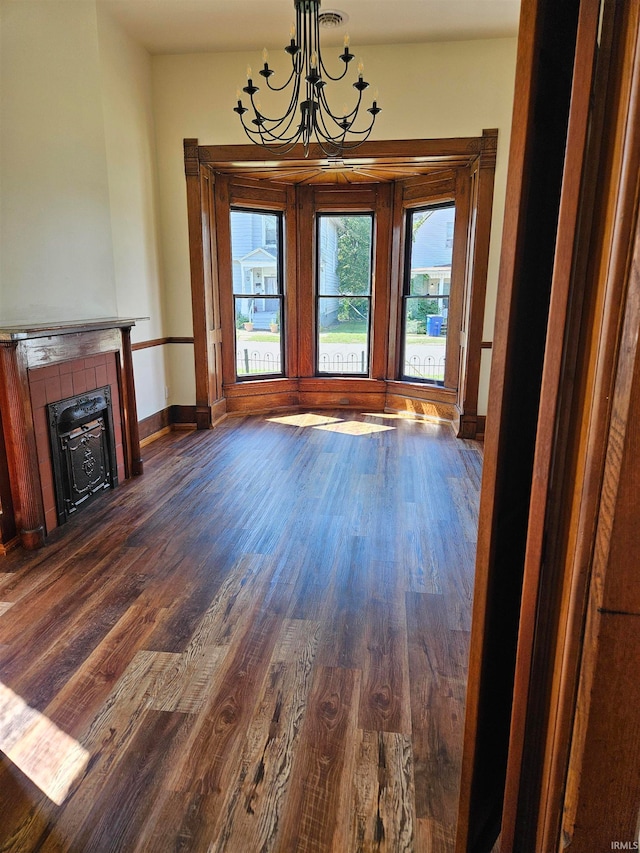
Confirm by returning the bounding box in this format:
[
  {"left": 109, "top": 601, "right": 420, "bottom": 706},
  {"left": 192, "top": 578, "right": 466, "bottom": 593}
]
[{"left": 233, "top": 0, "right": 381, "bottom": 157}]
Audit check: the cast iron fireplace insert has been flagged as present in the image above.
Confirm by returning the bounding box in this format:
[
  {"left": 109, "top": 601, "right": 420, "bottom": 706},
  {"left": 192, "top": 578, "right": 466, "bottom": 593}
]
[{"left": 47, "top": 386, "right": 118, "bottom": 525}]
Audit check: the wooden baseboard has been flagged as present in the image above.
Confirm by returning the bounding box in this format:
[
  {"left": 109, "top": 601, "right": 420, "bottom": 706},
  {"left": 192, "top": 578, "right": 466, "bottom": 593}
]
[
  {"left": 140, "top": 426, "right": 171, "bottom": 448},
  {"left": 139, "top": 408, "right": 171, "bottom": 441},
  {"left": 475, "top": 415, "right": 486, "bottom": 440},
  {"left": 169, "top": 405, "right": 197, "bottom": 426},
  {"left": 457, "top": 412, "right": 487, "bottom": 441},
  {"left": 137, "top": 405, "right": 199, "bottom": 446},
  {"left": 385, "top": 393, "right": 457, "bottom": 424},
  {"left": 0, "top": 535, "right": 20, "bottom": 555}
]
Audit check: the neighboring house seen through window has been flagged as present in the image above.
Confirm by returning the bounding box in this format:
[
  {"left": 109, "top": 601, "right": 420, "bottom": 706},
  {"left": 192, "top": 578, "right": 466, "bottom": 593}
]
[
  {"left": 230, "top": 208, "right": 284, "bottom": 379},
  {"left": 401, "top": 203, "right": 455, "bottom": 385}
]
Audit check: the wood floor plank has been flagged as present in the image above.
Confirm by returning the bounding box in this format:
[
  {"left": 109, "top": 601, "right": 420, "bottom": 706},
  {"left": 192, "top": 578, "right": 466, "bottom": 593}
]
[
  {"left": 349, "top": 730, "right": 416, "bottom": 853},
  {"left": 72, "top": 709, "right": 193, "bottom": 853},
  {"left": 44, "top": 602, "right": 170, "bottom": 736},
  {"left": 359, "top": 595, "right": 411, "bottom": 735},
  {"left": 35, "top": 650, "right": 180, "bottom": 853},
  {"left": 277, "top": 665, "right": 360, "bottom": 852},
  {"left": 1, "top": 548, "right": 152, "bottom": 709},
  {"left": 210, "top": 618, "right": 321, "bottom": 853},
  {"left": 142, "top": 599, "right": 287, "bottom": 850},
  {"left": 405, "top": 589, "right": 468, "bottom": 837},
  {"left": 0, "top": 412, "right": 482, "bottom": 852}
]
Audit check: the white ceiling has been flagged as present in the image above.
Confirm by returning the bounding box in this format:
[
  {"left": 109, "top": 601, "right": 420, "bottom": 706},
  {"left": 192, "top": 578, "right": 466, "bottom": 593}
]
[{"left": 100, "top": 0, "right": 521, "bottom": 55}]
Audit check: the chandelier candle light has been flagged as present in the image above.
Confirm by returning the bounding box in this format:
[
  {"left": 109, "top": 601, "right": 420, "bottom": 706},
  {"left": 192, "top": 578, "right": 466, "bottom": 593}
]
[{"left": 234, "top": 0, "right": 381, "bottom": 156}]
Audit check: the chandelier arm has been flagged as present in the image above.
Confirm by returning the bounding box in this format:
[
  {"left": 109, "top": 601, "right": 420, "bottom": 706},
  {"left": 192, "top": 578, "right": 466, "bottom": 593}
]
[
  {"left": 263, "top": 65, "right": 298, "bottom": 93},
  {"left": 255, "top": 122, "right": 303, "bottom": 151},
  {"left": 318, "top": 60, "right": 350, "bottom": 83},
  {"left": 310, "top": 3, "right": 346, "bottom": 84},
  {"left": 249, "top": 68, "right": 302, "bottom": 129},
  {"left": 246, "top": 69, "right": 306, "bottom": 141},
  {"left": 247, "top": 122, "right": 303, "bottom": 155},
  {"left": 254, "top": 84, "right": 305, "bottom": 141},
  {"left": 338, "top": 115, "right": 378, "bottom": 138},
  {"left": 338, "top": 127, "right": 376, "bottom": 150},
  {"left": 252, "top": 112, "right": 304, "bottom": 143},
  {"left": 315, "top": 87, "right": 377, "bottom": 142},
  {"left": 315, "top": 98, "right": 348, "bottom": 138},
  {"left": 241, "top": 104, "right": 303, "bottom": 145},
  {"left": 316, "top": 90, "right": 365, "bottom": 142},
  {"left": 237, "top": 118, "right": 300, "bottom": 152},
  {"left": 316, "top": 85, "right": 361, "bottom": 122}
]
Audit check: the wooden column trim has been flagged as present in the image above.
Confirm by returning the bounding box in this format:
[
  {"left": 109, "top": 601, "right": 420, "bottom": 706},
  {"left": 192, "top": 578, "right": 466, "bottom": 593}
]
[
  {"left": 296, "top": 185, "right": 315, "bottom": 377},
  {"left": 0, "top": 343, "right": 45, "bottom": 549},
  {"left": 557, "top": 3, "right": 640, "bottom": 848},
  {"left": 185, "top": 138, "right": 216, "bottom": 429},
  {"left": 458, "top": 135, "right": 497, "bottom": 439},
  {"left": 120, "top": 326, "right": 143, "bottom": 477},
  {"left": 285, "top": 185, "right": 299, "bottom": 378},
  {"left": 371, "top": 183, "right": 393, "bottom": 380},
  {"left": 215, "top": 173, "right": 235, "bottom": 389}
]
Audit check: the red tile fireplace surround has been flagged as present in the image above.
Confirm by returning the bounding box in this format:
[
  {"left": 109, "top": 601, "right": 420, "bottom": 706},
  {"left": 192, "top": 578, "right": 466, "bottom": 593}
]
[{"left": 0, "top": 320, "right": 143, "bottom": 552}]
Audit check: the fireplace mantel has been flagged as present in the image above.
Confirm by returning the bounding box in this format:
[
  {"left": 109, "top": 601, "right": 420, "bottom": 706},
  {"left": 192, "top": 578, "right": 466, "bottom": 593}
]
[
  {"left": 0, "top": 318, "right": 141, "bottom": 341},
  {"left": 0, "top": 318, "right": 145, "bottom": 551}
]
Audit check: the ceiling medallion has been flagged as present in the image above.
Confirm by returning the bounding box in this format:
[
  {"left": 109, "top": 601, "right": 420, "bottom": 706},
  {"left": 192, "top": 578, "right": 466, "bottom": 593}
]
[{"left": 234, "top": 0, "right": 380, "bottom": 157}]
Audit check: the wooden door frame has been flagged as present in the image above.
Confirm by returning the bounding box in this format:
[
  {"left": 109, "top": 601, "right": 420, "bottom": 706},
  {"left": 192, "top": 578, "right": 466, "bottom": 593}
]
[
  {"left": 455, "top": 0, "right": 585, "bottom": 848},
  {"left": 457, "top": 0, "right": 640, "bottom": 850}
]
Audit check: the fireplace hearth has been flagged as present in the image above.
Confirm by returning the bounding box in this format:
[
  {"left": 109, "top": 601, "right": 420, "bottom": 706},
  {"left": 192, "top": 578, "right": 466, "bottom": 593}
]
[{"left": 47, "top": 387, "right": 118, "bottom": 525}]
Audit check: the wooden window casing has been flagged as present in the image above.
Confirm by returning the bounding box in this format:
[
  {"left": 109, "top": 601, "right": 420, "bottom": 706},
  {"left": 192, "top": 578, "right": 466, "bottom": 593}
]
[{"left": 184, "top": 135, "right": 496, "bottom": 434}]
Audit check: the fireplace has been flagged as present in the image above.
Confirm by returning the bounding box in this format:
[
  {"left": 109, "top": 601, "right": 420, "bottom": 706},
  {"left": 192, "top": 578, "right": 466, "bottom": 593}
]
[
  {"left": 0, "top": 319, "right": 143, "bottom": 551},
  {"left": 47, "top": 387, "right": 118, "bottom": 525}
]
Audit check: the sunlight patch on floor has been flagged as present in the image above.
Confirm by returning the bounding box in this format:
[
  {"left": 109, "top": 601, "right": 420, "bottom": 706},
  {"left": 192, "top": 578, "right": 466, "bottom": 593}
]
[
  {"left": 0, "top": 602, "right": 15, "bottom": 617},
  {"left": 267, "top": 413, "right": 342, "bottom": 427},
  {"left": 0, "top": 682, "right": 89, "bottom": 804},
  {"left": 313, "top": 421, "right": 395, "bottom": 436}
]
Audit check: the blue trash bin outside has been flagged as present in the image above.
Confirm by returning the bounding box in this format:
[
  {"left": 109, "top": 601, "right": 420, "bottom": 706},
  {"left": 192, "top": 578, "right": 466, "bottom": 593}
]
[{"left": 427, "top": 315, "right": 443, "bottom": 336}]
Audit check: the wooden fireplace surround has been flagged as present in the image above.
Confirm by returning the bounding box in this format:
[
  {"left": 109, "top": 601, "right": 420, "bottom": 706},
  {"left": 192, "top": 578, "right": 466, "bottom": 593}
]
[{"left": 0, "top": 319, "right": 143, "bottom": 552}]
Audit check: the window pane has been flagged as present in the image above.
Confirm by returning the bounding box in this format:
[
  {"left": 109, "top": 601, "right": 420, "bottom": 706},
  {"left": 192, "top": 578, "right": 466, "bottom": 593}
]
[
  {"left": 317, "top": 214, "right": 373, "bottom": 375},
  {"left": 318, "top": 297, "right": 370, "bottom": 374},
  {"left": 230, "top": 208, "right": 284, "bottom": 379},
  {"left": 230, "top": 209, "right": 281, "bottom": 295},
  {"left": 402, "top": 297, "right": 447, "bottom": 384},
  {"left": 318, "top": 215, "right": 372, "bottom": 295},
  {"left": 402, "top": 204, "right": 455, "bottom": 384},
  {"left": 235, "top": 298, "right": 282, "bottom": 377}
]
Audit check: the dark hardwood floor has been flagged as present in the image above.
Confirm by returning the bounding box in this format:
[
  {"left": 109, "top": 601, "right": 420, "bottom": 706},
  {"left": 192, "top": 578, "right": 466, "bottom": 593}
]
[{"left": 0, "top": 411, "right": 482, "bottom": 852}]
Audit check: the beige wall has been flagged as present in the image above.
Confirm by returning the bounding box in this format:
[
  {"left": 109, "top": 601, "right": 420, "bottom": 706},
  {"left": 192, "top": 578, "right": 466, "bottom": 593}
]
[
  {"left": 96, "top": 5, "right": 168, "bottom": 419},
  {"left": 152, "top": 37, "right": 518, "bottom": 412},
  {"left": 0, "top": 1, "right": 167, "bottom": 420},
  {"left": 0, "top": 0, "right": 116, "bottom": 323}
]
